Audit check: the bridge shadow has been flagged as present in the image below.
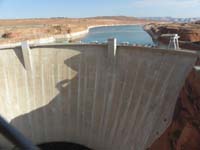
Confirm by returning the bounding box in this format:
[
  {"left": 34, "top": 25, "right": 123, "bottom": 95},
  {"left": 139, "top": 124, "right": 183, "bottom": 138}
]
[{"left": 10, "top": 50, "right": 94, "bottom": 149}]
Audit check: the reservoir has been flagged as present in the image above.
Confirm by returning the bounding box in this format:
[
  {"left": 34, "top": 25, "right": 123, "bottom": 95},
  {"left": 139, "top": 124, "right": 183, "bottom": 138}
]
[{"left": 81, "top": 25, "right": 154, "bottom": 45}]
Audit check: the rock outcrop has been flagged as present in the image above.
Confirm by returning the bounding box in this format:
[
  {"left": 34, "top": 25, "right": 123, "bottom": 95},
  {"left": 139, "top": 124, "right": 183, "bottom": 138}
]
[
  {"left": 194, "top": 20, "right": 200, "bottom": 24},
  {"left": 144, "top": 23, "right": 200, "bottom": 50}
]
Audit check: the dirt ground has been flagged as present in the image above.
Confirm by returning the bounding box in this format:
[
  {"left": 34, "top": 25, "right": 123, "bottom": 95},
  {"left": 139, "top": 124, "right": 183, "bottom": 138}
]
[{"left": 0, "top": 16, "right": 150, "bottom": 44}]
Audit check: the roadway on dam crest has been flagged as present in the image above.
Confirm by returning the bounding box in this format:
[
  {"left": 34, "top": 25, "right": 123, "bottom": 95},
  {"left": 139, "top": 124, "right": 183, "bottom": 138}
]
[{"left": 0, "top": 40, "right": 197, "bottom": 150}]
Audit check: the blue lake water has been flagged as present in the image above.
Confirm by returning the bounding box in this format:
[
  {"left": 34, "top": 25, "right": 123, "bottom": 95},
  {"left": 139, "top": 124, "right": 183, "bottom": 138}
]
[{"left": 81, "top": 25, "right": 154, "bottom": 45}]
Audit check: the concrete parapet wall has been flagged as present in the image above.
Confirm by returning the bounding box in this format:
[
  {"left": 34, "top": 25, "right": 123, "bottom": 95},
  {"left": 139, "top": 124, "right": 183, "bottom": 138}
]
[{"left": 0, "top": 42, "right": 197, "bottom": 149}]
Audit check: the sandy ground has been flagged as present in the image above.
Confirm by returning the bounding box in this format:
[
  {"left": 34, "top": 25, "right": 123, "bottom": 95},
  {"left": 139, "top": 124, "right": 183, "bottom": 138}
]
[{"left": 0, "top": 16, "right": 152, "bottom": 44}]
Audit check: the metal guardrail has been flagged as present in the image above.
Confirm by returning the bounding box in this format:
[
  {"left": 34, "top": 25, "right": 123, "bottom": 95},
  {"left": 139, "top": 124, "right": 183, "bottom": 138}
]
[{"left": 0, "top": 115, "right": 39, "bottom": 150}]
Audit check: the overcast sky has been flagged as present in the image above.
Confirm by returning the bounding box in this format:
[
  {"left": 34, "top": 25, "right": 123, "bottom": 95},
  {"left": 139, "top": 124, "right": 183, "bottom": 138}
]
[{"left": 0, "top": 0, "right": 199, "bottom": 19}]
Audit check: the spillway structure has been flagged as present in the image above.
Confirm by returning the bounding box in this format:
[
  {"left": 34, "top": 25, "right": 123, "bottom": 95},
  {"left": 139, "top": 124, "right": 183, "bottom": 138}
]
[{"left": 0, "top": 39, "right": 197, "bottom": 150}]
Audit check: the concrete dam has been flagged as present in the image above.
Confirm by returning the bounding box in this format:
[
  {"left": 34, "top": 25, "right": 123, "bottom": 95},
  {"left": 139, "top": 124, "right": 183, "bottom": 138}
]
[{"left": 0, "top": 39, "right": 197, "bottom": 150}]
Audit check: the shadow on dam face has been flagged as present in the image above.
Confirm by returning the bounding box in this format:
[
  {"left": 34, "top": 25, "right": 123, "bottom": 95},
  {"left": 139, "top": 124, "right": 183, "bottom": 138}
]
[
  {"left": 11, "top": 49, "right": 94, "bottom": 150},
  {"left": 0, "top": 41, "right": 198, "bottom": 150}
]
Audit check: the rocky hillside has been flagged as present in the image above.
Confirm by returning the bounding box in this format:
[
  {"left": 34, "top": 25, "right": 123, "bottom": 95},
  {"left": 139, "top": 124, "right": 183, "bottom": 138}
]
[
  {"left": 144, "top": 23, "right": 200, "bottom": 50},
  {"left": 194, "top": 20, "right": 200, "bottom": 24}
]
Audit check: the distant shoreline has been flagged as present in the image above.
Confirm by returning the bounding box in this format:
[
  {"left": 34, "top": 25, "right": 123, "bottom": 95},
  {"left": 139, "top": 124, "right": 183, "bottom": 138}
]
[
  {"left": 0, "top": 23, "right": 146, "bottom": 49},
  {"left": 0, "top": 16, "right": 154, "bottom": 47}
]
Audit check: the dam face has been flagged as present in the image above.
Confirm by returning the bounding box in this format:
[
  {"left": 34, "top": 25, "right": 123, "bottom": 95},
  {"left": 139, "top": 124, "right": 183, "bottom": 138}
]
[{"left": 0, "top": 40, "right": 197, "bottom": 150}]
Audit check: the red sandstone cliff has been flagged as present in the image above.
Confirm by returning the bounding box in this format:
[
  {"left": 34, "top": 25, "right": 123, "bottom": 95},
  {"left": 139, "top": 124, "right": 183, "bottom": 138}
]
[{"left": 144, "top": 23, "right": 200, "bottom": 50}]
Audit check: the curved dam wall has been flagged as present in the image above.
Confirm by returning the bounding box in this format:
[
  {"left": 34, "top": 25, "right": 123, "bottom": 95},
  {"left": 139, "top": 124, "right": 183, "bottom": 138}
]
[{"left": 0, "top": 40, "right": 197, "bottom": 150}]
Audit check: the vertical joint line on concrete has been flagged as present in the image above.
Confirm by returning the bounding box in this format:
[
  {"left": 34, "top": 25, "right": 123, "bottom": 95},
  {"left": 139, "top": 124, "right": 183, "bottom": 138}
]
[{"left": 21, "top": 41, "right": 32, "bottom": 71}]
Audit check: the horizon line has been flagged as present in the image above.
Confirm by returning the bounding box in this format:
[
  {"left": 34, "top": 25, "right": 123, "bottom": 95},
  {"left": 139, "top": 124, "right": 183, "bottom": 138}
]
[{"left": 0, "top": 15, "right": 200, "bottom": 20}]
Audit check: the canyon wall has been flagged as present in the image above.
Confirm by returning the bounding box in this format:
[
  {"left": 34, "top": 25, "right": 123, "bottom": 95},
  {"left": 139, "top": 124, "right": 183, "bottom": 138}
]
[{"left": 144, "top": 23, "right": 200, "bottom": 50}]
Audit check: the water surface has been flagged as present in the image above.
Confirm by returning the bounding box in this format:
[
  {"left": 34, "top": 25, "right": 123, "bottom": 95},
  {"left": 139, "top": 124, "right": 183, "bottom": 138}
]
[{"left": 81, "top": 25, "right": 154, "bottom": 45}]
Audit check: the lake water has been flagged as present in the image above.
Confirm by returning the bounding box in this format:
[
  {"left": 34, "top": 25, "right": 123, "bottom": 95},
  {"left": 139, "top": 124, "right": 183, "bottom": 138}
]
[{"left": 81, "top": 25, "right": 154, "bottom": 45}]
